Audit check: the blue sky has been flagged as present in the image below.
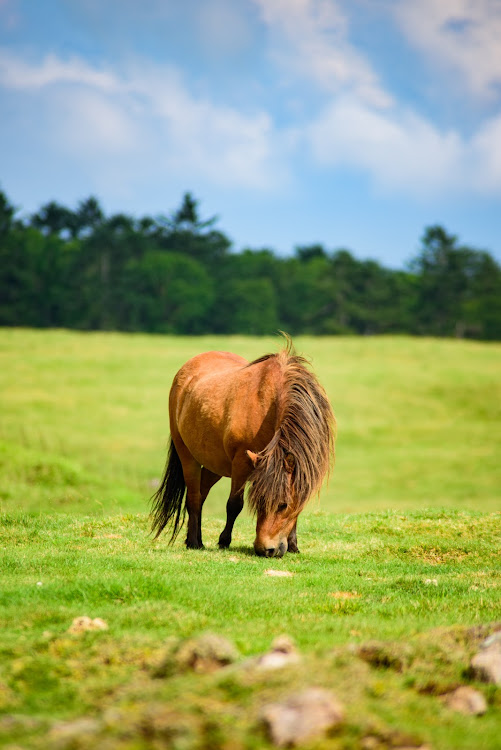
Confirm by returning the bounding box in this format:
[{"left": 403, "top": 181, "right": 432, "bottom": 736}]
[{"left": 0, "top": 0, "right": 500, "bottom": 268}]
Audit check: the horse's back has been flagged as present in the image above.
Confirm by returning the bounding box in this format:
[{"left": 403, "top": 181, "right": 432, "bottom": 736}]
[{"left": 176, "top": 351, "right": 248, "bottom": 381}]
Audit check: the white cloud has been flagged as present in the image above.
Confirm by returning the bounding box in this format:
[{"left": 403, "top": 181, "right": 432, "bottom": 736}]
[
  {"left": 470, "top": 113, "right": 501, "bottom": 191},
  {"left": 0, "top": 48, "right": 284, "bottom": 191},
  {"left": 252, "top": 0, "right": 392, "bottom": 107},
  {"left": 306, "top": 96, "right": 501, "bottom": 195},
  {"left": 307, "top": 97, "right": 463, "bottom": 192},
  {"left": 123, "top": 61, "right": 281, "bottom": 189},
  {"left": 54, "top": 88, "right": 138, "bottom": 155},
  {"left": 394, "top": 0, "right": 501, "bottom": 99},
  {"left": 0, "top": 50, "right": 117, "bottom": 90}
]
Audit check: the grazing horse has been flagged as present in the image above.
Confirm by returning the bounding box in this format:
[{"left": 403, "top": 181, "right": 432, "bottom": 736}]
[{"left": 150, "top": 337, "right": 335, "bottom": 557}]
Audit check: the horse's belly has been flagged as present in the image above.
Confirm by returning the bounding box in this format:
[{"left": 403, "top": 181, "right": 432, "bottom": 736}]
[
  {"left": 181, "top": 425, "right": 233, "bottom": 477},
  {"left": 176, "top": 396, "right": 234, "bottom": 477}
]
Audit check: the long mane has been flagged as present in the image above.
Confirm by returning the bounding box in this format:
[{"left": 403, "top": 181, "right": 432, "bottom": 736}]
[{"left": 246, "top": 336, "right": 336, "bottom": 516}]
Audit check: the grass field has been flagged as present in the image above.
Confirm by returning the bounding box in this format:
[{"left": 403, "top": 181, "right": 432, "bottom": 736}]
[{"left": 0, "top": 329, "right": 500, "bottom": 749}]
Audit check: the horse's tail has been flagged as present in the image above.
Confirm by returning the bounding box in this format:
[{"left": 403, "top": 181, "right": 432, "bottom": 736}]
[{"left": 150, "top": 439, "right": 186, "bottom": 543}]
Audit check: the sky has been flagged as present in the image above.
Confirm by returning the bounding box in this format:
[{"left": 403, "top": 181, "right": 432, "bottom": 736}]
[{"left": 0, "top": 0, "right": 500, "bottom": 268}]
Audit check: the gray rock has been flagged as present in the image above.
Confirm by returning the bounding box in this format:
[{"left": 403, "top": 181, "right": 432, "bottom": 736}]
[
  {"left": 255, "top": 635, "right": 301, "bottom": 671},
  {"left": 471, "top": 649, "right": 501, "bottom": 685},
  {"left": 261, "top": 687, "right": 344, "bottom": 747},
  {"left": 480, "top": 630, "right": 501, "bottom": 652},
  {"left": 49, "top": 718, "right": 102, "bottom": 748},
  {"left": 0, "top": 715, "right": 44, "bottom": 733},
  {"left": 443, "top": 686, "right": 487, "bottom": 715},
  {"left": 175, "top": 632, "right": 239, "bottom": 673}
]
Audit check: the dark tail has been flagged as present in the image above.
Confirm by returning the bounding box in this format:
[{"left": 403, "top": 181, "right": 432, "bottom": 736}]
[{"left": 150, "top": 439, "right": 186, "bottom": 543}]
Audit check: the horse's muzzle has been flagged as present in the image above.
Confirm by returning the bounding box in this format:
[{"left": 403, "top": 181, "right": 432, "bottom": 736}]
[{"left": 255, "top": 541, "right": 287, "bottom": 558}]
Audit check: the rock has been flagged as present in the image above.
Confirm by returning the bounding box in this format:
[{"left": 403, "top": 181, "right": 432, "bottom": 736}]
[
  {"left": 103, "top": 704, "right": 196, "bottom": 745},
  {"left": 357, "top": 641, "right": 411, "bottom": 672},
  {"left": 466, "top": 621, "right": 501, "bottom": 645},
  {"left": 442, "top": 686, "right": 487, "bottom": 715},
  {"left": 0, "top": 715, "right": 44, "bottom": 733},
  {"left": 480, "top": 630, "right": 501, "bottom": 652},
  {"left": 261, "top": 688, "right": 344, "bottom": 747},
  {"left": 470, "top": 649, "right": 501, "bottom": 684},
  {"left": 49, "top": 717, "right": 102, "bottom": 747},
  {"left": 175, "top": 633, "right": 239, "bottom": 673},
  {"left": 271, "top": 635, "right": 297, "bottom": 654},
  {"left": 255, "top": 635, "right": 301, "bottom": 671},
  {"left": 361, "top": 730, "right": 428, "bottom": 750},
  {"left": 67, "top": 616, "right": 108, "bottom": 634}
]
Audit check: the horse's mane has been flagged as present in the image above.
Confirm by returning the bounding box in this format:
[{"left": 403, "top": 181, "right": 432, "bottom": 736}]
[{"left": 246, "top": 335, "right": 336, "bottom": 516}]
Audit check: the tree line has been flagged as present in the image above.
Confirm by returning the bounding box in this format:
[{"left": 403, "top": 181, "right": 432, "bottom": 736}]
[{"left": 1, "top": 188, "right": 500, "bottom": 339}]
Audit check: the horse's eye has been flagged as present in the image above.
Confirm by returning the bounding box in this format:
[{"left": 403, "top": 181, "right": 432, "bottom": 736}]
[{"left": 277, "top": 503, "right": 288, "bottom": 513}]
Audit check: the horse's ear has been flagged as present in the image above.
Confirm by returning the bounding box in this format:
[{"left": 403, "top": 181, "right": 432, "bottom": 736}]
[
  {"left": 284, "top": 452, "right": 295, "bottom": 473},
  {"left": 246, "top": 450, "right": 260, "bottom": 467}
]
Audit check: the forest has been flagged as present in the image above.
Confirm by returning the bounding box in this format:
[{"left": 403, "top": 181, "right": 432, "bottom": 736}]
[{"left": 1, "top": 188, "right": 500, "bottom": 339}]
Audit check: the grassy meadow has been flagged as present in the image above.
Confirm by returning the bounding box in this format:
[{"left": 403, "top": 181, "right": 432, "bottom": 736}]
[{"left": 0, "top": 329, "right": 500, "bottom": 749}]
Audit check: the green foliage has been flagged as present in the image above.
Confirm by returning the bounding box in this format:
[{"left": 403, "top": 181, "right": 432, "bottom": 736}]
[
  {"left": 1, "top": 188, "right": 500, "bottom": 338},
  {"left": 122, "top": 252, "right": 214, "bottom": 333},
  {"left": 410, "top": 225, "right": 501, "bottom": 339}
]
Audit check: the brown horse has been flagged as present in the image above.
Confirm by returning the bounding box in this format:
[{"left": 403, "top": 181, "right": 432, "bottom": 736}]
[{"left": 150, "top": 336, "right": 336, "bottom": 557}]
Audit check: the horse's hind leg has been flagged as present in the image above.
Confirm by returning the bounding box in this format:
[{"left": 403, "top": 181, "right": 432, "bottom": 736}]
[
  {"left": 185, "top": 466, "right": 221, "bottom": 549},
  {"left": 182, "top": 460, "right": 203, "bottom": 549}
]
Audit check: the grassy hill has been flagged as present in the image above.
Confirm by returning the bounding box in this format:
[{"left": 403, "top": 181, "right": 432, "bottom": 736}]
[
  {"left": 1, "top": 329, "right": 499, "bottom": 516},
  {"left": 0, "top": 330, "right": 500, "bottom": 749}
]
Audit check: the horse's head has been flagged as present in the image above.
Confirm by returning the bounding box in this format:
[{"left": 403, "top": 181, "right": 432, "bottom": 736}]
[{"left": 247, "top": 449, "right": 300, "bottom": 558}]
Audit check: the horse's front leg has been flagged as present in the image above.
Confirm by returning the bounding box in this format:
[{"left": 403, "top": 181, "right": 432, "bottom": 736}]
[
  {"left": 218, "top": 460, "right": 248, "bottom": 549},
  {"left": 218, "top": 491, "right": 244, "bottom": 549},
  {"left": 287, "top": 520, "right": 300, "bottom": 553}
]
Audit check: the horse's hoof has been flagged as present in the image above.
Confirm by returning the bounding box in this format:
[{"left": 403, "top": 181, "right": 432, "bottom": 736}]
[{"left": 186, "top": 542, "right": 204, "bottom": 550}]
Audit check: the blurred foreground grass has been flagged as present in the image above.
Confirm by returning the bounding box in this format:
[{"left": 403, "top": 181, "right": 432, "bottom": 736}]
[{"left": 0, "top": 510, "right": 500, "bottom": 749}]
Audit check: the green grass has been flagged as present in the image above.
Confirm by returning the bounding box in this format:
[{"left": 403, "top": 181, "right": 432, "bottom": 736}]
[
  {"left": 1, "top": 329, "right": 500, "bottom": 516},
  {"left": 1, "top": 511, "right": 500, "bottom": 749},
  {"left": 0, "top": 329, "right": 500, "bottom": 748}
]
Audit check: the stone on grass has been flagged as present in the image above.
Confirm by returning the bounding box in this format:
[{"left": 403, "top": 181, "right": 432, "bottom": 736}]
[
  {"left": 255, "top": 635, "right": 301, "bottom": 671},
  {"left": 357, "top": 641, "right": 411, "bottom": 672},
  {"left": 361, "top": 730, "right": 429, "bottom": 750},
  {"left": 442, "top": 686, "right": 487, "bottom": 715},
  {"left": 49, "top": 717, "right": 102, "bottom": 748},
  {"left": 470, "top": 649, "right": 501, "bottom": 685},
  {"left": 0, "top": 715, "right": 44, "bottom": 734},
  {"left": 67, "top": 616, "right": 108, "bottom": 634},
  {"left": 480, "top": 630, "right": 501, "bottom": 652},
  {"left": 175, "top": 633, "right": 239, "bottom": 673},
  {"left": 261, "top": 688, "right": 344, "bottom": 747}
]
